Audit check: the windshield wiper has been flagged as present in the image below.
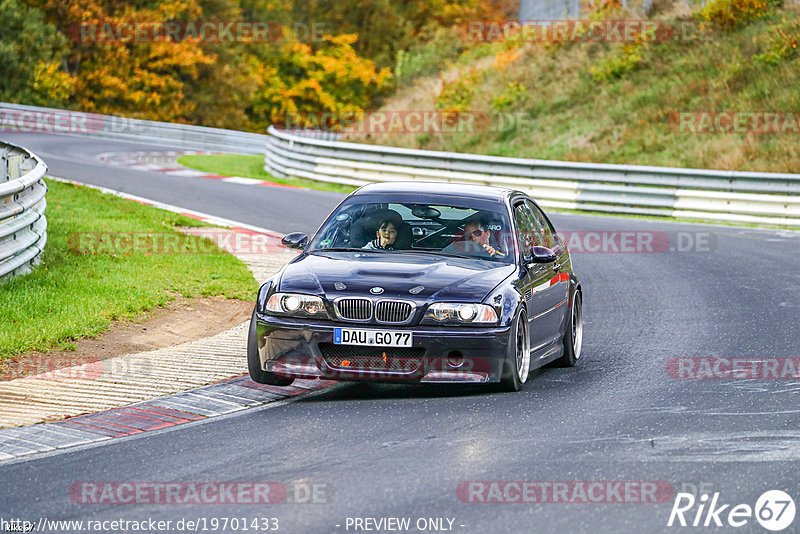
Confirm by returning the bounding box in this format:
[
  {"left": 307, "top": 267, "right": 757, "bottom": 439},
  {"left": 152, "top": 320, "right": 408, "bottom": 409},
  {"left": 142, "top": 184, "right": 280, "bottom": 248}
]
[
  {"left": 403, "top": 249, "right": 475, "bottom": 260},
  {"left": 310, "top": 247, "right": 381, "bottom": 253},
  {"left": 311, "top": 248, "right": 490, "bottom": 260}
]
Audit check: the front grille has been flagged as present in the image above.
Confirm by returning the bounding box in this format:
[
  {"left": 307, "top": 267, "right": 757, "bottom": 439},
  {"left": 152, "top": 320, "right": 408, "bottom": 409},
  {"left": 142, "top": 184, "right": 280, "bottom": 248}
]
[
  {"left": 375, "top": 300, "right": 413, "bottom": 323},
  {"left": 335, "top": 298, "right": 372, "bottom": 321},
  {"left": 319, "top": 344, "right": 424, "bottom": 373}
]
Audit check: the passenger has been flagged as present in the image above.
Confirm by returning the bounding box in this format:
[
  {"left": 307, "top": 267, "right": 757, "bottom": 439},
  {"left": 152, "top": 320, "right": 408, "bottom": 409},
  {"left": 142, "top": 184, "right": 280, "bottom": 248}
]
[
  {"left": 442, "top": 220, "right": 504, "bottom": 258},
  {"left": 362, "top": 219, "right": 399, "bottom": 250}
]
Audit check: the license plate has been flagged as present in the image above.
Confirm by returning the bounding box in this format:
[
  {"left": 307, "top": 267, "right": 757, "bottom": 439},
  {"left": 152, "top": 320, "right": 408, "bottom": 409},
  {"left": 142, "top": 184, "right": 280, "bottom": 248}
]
[{"left": 333, "top": 328, "right": 413, "bottom": 347}]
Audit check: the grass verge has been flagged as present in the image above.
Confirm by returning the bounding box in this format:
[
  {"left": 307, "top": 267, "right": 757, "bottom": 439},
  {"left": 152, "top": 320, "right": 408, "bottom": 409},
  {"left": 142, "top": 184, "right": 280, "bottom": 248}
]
[
  {"left": 353, "top": 5, "right": 800, "bottom": 173},
  {"left": 177, "top": 154, "right": 356, "bottom": 194},
  {"left": 0, "top": 178, "right": 258, "bottom": 360}
]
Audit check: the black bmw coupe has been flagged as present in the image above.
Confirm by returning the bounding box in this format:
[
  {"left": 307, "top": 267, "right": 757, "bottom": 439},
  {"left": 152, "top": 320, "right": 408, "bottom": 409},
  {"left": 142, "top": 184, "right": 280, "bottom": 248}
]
[{"left": 248, "top": 182, "right": 583, "bottom": 392}]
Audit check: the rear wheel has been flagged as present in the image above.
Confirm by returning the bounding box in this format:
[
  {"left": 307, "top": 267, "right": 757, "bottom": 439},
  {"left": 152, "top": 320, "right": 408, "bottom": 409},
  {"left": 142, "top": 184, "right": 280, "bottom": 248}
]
[
  {"left": 247, "top": 310, "right": 294, "bottom": 386},
  {"left": 552, "top": 291, "right": 583, "bottom": 367},
  {"left": 499, "top": 308, "right": 530, "bottom": 392}
]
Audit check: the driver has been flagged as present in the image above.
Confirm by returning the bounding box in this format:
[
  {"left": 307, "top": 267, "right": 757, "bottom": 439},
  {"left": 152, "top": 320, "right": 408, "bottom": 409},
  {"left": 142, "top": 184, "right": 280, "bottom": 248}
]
[
  {"left": 442, "top": 219, "right": 504, "bottom": 258},
  {"left": 362, "top": 219, "right": 399, "bottom": 250}
]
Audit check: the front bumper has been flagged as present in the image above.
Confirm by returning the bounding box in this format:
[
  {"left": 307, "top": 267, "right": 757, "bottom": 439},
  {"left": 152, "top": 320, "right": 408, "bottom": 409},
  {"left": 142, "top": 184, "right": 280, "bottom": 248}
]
[{"left": 255, "top": 313, "right": 511, "bottom": 384}]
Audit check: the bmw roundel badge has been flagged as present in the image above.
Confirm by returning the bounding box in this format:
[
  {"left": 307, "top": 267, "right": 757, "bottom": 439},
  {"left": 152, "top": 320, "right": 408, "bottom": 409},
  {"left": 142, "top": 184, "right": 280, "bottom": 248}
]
[{"left": 370, "top": 287, "right": 384, "bottom": 295}]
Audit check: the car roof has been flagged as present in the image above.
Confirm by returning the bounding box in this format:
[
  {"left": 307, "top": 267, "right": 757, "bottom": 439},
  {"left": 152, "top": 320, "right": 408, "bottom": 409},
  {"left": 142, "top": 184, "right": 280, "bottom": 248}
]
[{"left": 353, "top": 181, "right": 518, "bottom": 202}]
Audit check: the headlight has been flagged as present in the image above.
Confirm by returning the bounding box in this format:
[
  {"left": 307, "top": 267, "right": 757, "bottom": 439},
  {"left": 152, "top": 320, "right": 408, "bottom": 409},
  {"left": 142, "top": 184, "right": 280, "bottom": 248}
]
[
  {"left": 266, "top": 293, "right": 327, "bottom": 316},
  {"left": 426, "top": 303, "right": 498, "bottom": 324}
]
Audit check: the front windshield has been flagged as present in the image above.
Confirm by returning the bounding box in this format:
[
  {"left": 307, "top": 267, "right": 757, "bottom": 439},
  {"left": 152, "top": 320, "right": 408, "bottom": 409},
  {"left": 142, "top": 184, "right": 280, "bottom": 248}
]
[{"left": 307, "top": 197, "right": 514, "bottom": 263}]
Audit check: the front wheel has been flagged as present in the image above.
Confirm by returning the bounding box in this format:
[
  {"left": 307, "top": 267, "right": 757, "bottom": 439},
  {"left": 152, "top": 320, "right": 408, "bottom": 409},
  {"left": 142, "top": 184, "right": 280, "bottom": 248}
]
[
  {"left": 247, "top": 310, "right": 294, "bottom": 386},
  {"left": 499, "top": 308, "right": 531, "bottom": 392},
  {"left": 552, "top": 291, "right": 583, "bottom": 367}
]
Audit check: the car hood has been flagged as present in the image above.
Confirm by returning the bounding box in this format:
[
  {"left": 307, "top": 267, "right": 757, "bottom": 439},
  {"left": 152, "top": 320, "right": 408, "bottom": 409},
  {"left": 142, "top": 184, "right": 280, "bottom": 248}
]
[{"left": 278, "top": 251, "right": 515, "bottom": 303}]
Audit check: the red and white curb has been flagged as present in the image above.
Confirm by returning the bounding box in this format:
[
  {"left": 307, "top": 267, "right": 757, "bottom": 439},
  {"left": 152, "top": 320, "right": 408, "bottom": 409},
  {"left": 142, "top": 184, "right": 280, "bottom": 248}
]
[
  {"left": 0, "top": 376, "right": 334, "bottom": 461},
  {"left": 97, "top": 150, "right": 303, "bottom": 189}
]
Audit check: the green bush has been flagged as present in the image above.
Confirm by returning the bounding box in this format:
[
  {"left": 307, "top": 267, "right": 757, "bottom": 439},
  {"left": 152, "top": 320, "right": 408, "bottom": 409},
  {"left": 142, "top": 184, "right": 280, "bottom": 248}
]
[
  {"left": 492, "top": 81, "right": 528, "bottom": 111},
  {"left": 700, "top": 0, "right": 782, "bottom": 31},
  {"left": 754, "top": 17, "right": 800, "bottom": 64},
  {"left": 590, "top": 44, "right": 643, "bottom": 81},
  {"left": 436, "top": 70, "right": 482, "bottom": 112}
]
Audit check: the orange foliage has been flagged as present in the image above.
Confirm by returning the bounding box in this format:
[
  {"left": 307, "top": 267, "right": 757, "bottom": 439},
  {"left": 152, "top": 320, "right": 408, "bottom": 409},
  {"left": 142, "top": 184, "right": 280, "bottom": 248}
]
[
  {"left": 253, "top": 32, "right": 391, "bottom": 129},
  {"left": 700, "top": 0, "right": 779, "bottom": 30}
]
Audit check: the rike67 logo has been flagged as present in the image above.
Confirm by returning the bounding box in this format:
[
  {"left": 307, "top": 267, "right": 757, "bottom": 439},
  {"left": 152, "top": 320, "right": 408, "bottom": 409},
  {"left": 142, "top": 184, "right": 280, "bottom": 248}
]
[{"left": 668, "top": 490, "right": 795, "bottom": 531}]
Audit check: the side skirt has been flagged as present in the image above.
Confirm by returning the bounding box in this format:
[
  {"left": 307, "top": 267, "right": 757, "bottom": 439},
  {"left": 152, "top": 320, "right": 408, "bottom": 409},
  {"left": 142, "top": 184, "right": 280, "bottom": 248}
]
[{"left": 529, "top": 342, "right": 564, "bottom": 370}]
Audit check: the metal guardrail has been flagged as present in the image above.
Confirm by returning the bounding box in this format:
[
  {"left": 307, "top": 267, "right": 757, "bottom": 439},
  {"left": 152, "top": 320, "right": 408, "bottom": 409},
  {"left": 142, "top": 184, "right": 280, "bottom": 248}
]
[
  {"left": 0, "top": 142, "right": 48, "bottom": 281},
  {"left": 0, "top": 103, "right": 268, "bottom": 154},
  {"left": 2, "top": 102, "right": 797, "bottom": 228},
  {"left": 264, "top": 126, "right": 800, "bottom": 227}
]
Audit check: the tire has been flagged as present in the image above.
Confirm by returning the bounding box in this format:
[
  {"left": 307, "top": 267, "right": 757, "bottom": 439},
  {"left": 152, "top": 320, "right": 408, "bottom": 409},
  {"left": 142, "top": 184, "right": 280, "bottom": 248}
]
[
  {"left": 552, "top": 290, "right": 583, "bottom": 367},
  {"left": 247, "top": 309, "right": 294, "bottom": 386},
  {"left": 499, "top": 308, "right": 531, "bottom": 392}
]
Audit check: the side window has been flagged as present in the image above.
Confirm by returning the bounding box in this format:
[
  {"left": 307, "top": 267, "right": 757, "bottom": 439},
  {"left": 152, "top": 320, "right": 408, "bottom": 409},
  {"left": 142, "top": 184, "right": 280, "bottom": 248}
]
[
  {"left": 513, "top": 202, "right": 543, "bottom": 252},
  {"left": 527, "top": 201, "right": 556, "bottom": 249}
]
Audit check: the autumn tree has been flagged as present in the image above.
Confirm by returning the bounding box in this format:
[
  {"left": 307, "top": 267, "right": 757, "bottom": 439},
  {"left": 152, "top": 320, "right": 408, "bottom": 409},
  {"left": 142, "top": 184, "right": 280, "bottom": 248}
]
[
  {"left": 8, "top": 0, "right": 510, "bottom": 130},
  {"left": 253, "top": 0, "right": 517, "bottom": 68},
  {"left": 27, "top": 0, "right": 217, "bottom": 121},
  {"left": 0, "top": 0, "right": 74, "bottom": 106},
  {"left": 249, "top": 32, "right": 391, "bottom": 130}
]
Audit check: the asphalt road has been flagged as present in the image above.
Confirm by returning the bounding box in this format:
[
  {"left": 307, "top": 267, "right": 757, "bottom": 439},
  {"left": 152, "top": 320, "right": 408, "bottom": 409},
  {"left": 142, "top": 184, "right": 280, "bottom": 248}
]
[
  {"left": 2, "top": 133, "right": 343, "bottom": 235},
  {"left": 2, "top": 132, "right": 800, "bottom": 533}
]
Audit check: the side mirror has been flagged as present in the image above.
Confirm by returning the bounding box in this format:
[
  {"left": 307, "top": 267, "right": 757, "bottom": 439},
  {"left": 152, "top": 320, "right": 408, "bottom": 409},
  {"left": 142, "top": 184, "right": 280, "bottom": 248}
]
[
  {"left": 525, "top": 246, "right": 556, "bottom": 265},
  {"left": 281, "top": 232, "right": 308, "bottom": 250}
]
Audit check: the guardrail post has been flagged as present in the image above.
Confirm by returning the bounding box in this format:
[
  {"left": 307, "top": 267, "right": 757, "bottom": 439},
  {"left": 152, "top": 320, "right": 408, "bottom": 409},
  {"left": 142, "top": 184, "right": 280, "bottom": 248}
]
[
  {"left": 0, "top": 149, "right": 7, "bottom": 183},
  {"left": 7, "top": 154, "right": 22, "bottom": 180}
]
